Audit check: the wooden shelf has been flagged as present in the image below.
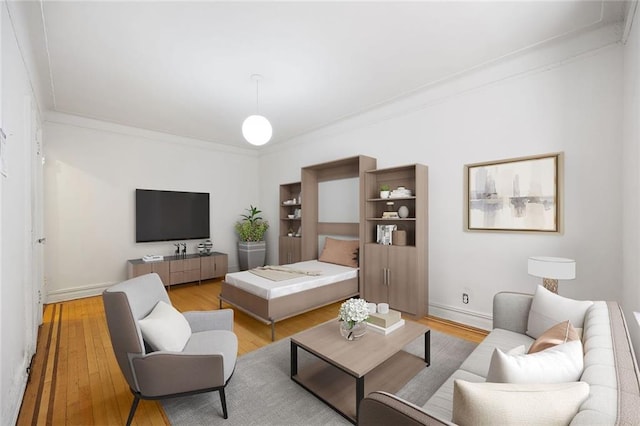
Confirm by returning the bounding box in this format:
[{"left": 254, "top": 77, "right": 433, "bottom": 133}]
[
  {"left": 363, "top": 164, "right": 428, "bottom": 319},
  {"left": 279, "top": 182, "right": 303, "bottom": 264}
]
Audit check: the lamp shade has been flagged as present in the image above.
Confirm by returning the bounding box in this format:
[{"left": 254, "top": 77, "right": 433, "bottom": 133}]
[
  {"left": 528, "top": 256, "right": 576, "bottom": 280},
  {"left": 242, "top": 115, "right": 272, "bottom": 146}
]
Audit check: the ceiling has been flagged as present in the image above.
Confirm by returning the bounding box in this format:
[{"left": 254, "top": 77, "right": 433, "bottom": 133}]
[{"left": 18, "top": 1, "right": 626, "bottom": 149}]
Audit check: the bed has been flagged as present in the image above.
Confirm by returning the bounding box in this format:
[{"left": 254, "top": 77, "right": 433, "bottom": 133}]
[{"left": 219, "top": 239, "right": 360, "bottom": 340}]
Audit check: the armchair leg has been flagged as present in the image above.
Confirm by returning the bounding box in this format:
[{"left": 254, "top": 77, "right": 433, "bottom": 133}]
[
  {"left": 219, "top": 387, "right": 228, "bottom": 419},
  {"left": 126, "top": 394, "right": 140, "bottom": 426}
]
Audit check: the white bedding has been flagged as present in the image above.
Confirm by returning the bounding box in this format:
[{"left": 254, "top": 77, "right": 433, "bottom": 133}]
[{"left": 224, "top": 260, "right": 358, "bottom": 299}]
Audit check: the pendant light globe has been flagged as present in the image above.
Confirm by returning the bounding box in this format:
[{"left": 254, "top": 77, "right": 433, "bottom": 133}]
[
  {"left": 242, "top": 114, "right": 272, "bottom": 146},
  {"left": 242, "top": 74, "right": 272, "bottom": 146}
]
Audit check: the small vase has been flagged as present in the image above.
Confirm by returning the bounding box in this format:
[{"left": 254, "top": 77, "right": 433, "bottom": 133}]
[{"left": 340, "top": 321, "right": 367, "bottom": 341}]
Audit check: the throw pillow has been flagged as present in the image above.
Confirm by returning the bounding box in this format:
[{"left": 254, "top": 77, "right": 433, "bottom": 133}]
[
  {"left": 452, "top": 380, "right": 590, "bottom": 426},
  {"left": 528, "top": 320, "right": 580, "bottom": 354},
  {"left": 138, "top": 300, "right": 192, "bottom": 352},
  {"left": 507, "top": 345, "right": 526, "bottom": 355},
  {"left": 486, "top": 340, "right": 584, "bottom": 383},
  {"left": 318, "top": 237, "right": 360, "bottom": 268},
  {"left": 526, "top": 285, "right": 593, "bottom": 339}
]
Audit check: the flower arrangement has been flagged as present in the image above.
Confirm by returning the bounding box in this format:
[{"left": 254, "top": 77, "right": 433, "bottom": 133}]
[{"left": 338, "top": 298, "right": 370, "bottom": 329}]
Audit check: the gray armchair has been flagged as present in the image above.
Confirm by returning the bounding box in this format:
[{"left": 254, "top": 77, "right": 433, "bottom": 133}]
[{"left": 103, "top": 273, "right": 238, "bottom": 425}]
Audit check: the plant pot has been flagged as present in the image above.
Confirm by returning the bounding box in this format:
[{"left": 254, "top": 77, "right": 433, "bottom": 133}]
[
  {"left": 380, "top": 190, "right": 390, "bottom": 199},
  {"left": 238, "top": 241, "right": 267, "bottom": 271}
]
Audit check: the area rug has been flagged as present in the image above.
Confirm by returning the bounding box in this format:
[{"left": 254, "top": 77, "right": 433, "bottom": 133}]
[{"left": 162, "top": 329, "right": 477, "bottom": 425}]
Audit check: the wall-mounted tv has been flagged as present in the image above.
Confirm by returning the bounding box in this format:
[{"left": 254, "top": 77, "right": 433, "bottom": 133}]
[{"left": 136, "top": 189, "right": 210, "bottom": 243}]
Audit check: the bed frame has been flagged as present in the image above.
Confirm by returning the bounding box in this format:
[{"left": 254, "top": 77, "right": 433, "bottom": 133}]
[
  {"left": 219, "top": 275, "right": 359, "bottom": 341},
  {"left": 220, "top": 155, "right": 376, "bottom": 340}
]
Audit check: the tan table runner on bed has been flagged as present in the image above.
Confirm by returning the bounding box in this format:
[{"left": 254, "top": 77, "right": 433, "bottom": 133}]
[{"left": 249, "top": 265, "right": 322, "bottom": 281}]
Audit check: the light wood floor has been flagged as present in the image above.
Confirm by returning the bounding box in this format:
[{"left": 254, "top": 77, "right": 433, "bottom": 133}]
[{"left": 17, "top": 279, "right": 487, "bottom": 425}]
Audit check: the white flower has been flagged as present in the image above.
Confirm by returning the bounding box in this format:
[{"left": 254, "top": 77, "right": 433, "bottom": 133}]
[{"left": 338, "top": 298, "right": 369, "bottom": 328}]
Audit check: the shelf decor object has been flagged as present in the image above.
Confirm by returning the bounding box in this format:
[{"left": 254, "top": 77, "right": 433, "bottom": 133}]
[
  {"left": 465, "top": 152, "right": 562, "bottom": 233},
  {"left": 528, "top": 256, "right": 576, "bottom": 293}
]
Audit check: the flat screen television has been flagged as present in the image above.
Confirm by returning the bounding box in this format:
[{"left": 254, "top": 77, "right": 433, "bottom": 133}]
[{"left": 136, "top": 189, "right": 210, "bottom": 243}]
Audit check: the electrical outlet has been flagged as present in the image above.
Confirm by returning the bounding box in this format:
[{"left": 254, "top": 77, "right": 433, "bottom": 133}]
[{"left": 462, "top": 293, "right": 469, "bottom": 304}]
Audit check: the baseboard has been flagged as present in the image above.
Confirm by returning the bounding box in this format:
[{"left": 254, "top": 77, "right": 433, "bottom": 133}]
[
  {"left": 428, "top": 302, "right": 493, "bottom": 331},
  {"left": 46, "top": 281, "right": 116, "bottom": 303},
  {"left": 9, "top": 354, "right": 31, "bottom": 425}
]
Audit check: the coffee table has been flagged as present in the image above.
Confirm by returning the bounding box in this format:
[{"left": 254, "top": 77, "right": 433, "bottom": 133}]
[{"left": 290, "top": 319, "right": 430, "bottom": 424}]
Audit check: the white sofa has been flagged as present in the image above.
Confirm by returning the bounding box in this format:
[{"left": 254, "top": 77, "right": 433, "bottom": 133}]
[{"left": 359, "top": 290, "right": 640, "bottom": 425}]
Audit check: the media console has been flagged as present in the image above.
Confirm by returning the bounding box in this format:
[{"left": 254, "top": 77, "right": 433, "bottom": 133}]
[{"left": 127, "top": 252, "right": 228, "bottom": 289}]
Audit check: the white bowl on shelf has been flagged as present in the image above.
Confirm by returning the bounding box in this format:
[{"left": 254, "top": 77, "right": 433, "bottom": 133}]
[{"left": 287, "top": 214, "right": 295, "bottom": 219}]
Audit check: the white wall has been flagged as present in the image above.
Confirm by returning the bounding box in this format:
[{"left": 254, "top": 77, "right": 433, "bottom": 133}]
[
  {"left": 622, "top": 3, "right": 640, "bottom": 355},
  {"left": 43, "top": 113, "right": 260, "bottom": 301},
  {"left": 259, "top": 25, "right": 624, "bottom": 329},
  {"left": 1, "top": 3, "right": 41, "bottom": 424}
]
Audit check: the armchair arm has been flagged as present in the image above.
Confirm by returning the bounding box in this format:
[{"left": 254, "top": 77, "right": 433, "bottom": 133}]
[
  {"left": 132, "top": 352, "right": 225, "bottom": 397},
  {"left": 358, "top": 391, "right": 450, "bottom": 426},
  {"left": 492, "top": 292, "right": 533, "bottom": 334},
  {"left": 183, "top": 309, "right": 234, "bottom": 332}
]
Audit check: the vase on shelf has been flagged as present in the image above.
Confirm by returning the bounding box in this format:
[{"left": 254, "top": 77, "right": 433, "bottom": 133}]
[{"left": 340, "top": 321, "right": 367, "bottom": 341}]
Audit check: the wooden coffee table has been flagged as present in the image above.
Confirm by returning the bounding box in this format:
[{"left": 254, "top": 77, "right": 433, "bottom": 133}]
[{"left": 290, "top": 319, "right": 430, "bottom": 424}]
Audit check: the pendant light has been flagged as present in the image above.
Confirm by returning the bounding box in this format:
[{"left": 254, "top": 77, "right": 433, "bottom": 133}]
[{"left": 242, "top": 74, "right": 272, "bottom": 146}]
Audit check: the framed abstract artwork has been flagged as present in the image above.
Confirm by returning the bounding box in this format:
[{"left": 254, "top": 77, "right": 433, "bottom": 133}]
[{"left": 464, "top": 153, "right": 562, "bottom": 233}]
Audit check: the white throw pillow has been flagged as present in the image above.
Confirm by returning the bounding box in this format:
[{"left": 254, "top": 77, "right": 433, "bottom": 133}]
[
  {"left": 486, "top": 340, "right": 584, "bottom": 383},
  {"left": 138, "top": 300, "right": 192, "bottom": 352},
  {"left": 526, "top": 285, "right": 593, "bottom": 339},
  {"left": 452, "top": 380, "right": 590, "bottom": 426}
]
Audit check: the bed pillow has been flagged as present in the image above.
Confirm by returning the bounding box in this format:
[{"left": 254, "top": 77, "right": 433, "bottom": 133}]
[
  {"left": 528, "top": 320, "right": 580, "bottom": 354},
  {"left": 138, "top": 300, "right": 192, "bottom": 352},
  {"left": 486, "top": 340, "right": 584, "bottom": 384},
  {"left": 319, "top": 237, "right": 359, "bottom": 268},
  {"left": 526, "top": 285, "right": 593, "bottom": 339},
  {"left": 452, "top": 380, "right": 590, "bottom": 426}
]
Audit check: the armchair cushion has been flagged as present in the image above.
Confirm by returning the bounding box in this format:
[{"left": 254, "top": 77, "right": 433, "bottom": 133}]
[
  {"left": 138, "top": 300, "right": 192, "bottom": 352},
  {"left": 183, "top": 330, "right": 238, "bottom": 382},
  {"left": 183, "top": 309, "right": 234, "bottom": 333}
]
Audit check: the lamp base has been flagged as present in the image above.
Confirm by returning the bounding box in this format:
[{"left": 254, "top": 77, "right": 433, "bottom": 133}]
[{"left": 543, "top": 278, "right": 559, "bottom": 294}]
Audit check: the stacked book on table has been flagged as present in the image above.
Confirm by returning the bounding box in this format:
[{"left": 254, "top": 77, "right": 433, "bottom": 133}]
[{"left": 367, "top": 309, "right": 405, "bottom": 335}]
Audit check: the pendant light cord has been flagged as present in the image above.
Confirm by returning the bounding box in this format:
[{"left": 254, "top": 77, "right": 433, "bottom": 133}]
[{"left": 255, "top": 78, "right": 260, "bottom": 115}]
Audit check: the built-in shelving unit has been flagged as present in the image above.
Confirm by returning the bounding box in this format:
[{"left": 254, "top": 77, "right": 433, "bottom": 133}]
[
  {"left": 279, "top": 182, "right": 302, "bottom": 265},
  {"left": 363, "top": 164, "right": 428, "bottom": 318}
]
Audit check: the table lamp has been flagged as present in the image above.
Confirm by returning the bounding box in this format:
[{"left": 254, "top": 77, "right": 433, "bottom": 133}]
[{"left": 527, "top": 256, "right": 576, "bottom": 294}]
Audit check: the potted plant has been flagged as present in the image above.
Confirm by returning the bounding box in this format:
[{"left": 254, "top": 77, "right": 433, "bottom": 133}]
[
  {"left": 234, "top": 205, "right": 269, "bottom": 270},
  {"left": 380, "top": 184, "right": 391, "bottom": 199}
]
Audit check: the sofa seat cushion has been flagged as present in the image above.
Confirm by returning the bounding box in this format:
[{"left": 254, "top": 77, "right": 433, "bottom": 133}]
[
  {"left": 422, "top": 369, "right": 485, "bottom": 421},
  {"left": 458, "top": 328, "right": 534, "bottom": 378},
  {"left": 183, "top": 330, "right": 238, "bottom": 382}
]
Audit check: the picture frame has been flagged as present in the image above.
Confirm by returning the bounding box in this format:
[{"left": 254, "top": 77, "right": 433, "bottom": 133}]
[{"left": 464, "top": 152, "right": 562, "bottom": 233}]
